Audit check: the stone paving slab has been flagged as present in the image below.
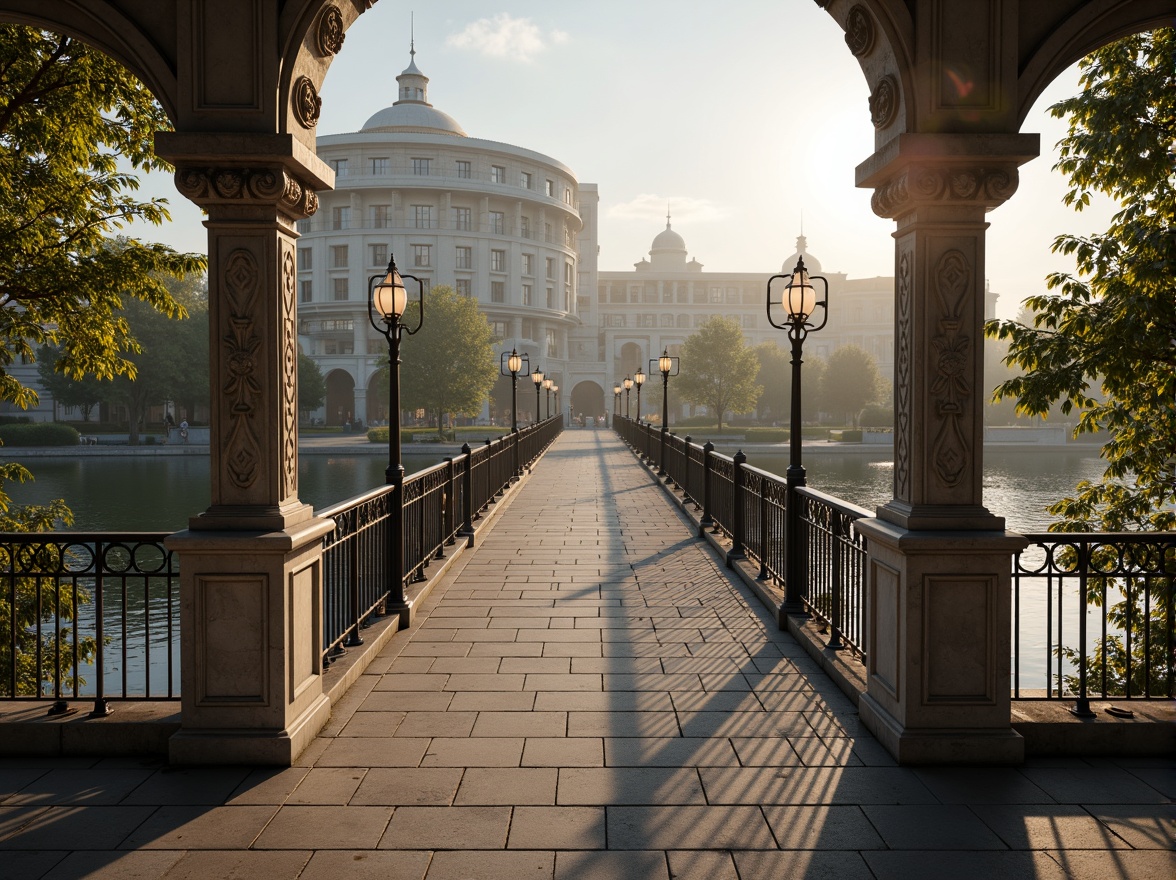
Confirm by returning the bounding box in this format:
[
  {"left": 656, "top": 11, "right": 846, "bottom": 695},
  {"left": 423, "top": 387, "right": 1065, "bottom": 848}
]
[{"left": 0, "top": 429, "right": 1172, "bottom": 878}]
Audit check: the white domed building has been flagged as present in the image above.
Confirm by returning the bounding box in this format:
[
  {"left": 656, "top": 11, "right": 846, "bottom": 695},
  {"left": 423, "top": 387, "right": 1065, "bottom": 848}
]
[{"left": 296, "top": 46, "right": 598, "bottom": 425}]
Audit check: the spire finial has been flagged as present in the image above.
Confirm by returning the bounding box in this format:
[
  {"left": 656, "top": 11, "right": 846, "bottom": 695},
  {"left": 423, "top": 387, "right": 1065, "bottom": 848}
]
[
  {"left": 666, "top": 205, "right": 671, "bottom": 229},
  {"left": 410, "top": 12, "right": 415, "bottom": 58}
]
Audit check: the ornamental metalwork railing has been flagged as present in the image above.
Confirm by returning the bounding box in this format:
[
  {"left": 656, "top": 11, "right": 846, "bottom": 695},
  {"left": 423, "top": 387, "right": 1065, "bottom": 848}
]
[{"left": 0, "top": 533, "right": 178, "bottom": 712}]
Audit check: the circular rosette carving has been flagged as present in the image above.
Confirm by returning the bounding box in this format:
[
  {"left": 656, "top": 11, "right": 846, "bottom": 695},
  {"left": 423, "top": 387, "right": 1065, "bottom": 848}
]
[
  {"left": 174, "top": 168, "right": 210, "bottom": 200},
  {"left": 844, "top": 5, "right": 875, "bottom": 57},
  {"left": 317, "top": 6, "right": 346, "bottom": 56},
  {"left": 869, "top": 75, "right": 898, "bottom": 129},
  {"left": 293, "top": 75, "right": 322, "bottom": 129},
  {"left": 246, "top": 169, "right": 285, "bottom": 201}
]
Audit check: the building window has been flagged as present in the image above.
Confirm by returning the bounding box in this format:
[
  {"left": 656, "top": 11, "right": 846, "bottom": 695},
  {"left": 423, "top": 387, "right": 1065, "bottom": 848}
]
[
  {"left": 299, "top": 281, "right": 312, "bottom": 303},
  {"left": 413, "top": 204, "right": 433, "bottom": 229},
  {"left": 564, "top": 262, "right": 574, "bottom": 285},
  {"left": 370, "top": 243, "right": 387, "bottom": 266},
  {"left": 371, "top": 157, "right": 388, "bottom": 175},
  {"left": 546, "top": 328, "right": 558, "bottom": 359},
  {"left": 489, "top": 211, "right": 505, "bottom": 235},
  {"left": 372, "top": 204, "right": 390, "bottom": 228},
  {"left": 709, "top": 286, "right": 723, "bottom": 303},
  {"left": 455, "top": 160, "right": 471, "bottom": 178},
  {"left": 544, "top": 222, "right": 552, "bottom": 242},
  {"left": 663, "top": 285, "right": 675, "bottom": 303},
  {"left": 333, "top": 278, "right": 349, "bottom": 301},
  {"left": 604, "top": 314, "right": 626, "bottom": 327},
  {"left": 329, "top": 158, "right": 348, "bottom": 176},
  {"left": 331, "top": 206, "right": 350, "bottom": 230},
  {"left": 297, "top": 248, "right": 312, "bottom": 271},
  {"left": 577, "top": 295, "right": 590, "bottom": 314},
  {"left": 490, "top": 320, "right": 507, "bottom": 339},
  {"left": 455, "top": 246, "right": 472, "bottom": 269},
  {"left": 520, "top": 216, "right": 530, "bottom": 238},
  {"left": 522, "top": 283, "right": 533, "bottom": 306},
  {"left": 545, "top": 258, "right": 555, "bottom": 280},
  {"left": 491, "top": 249, "right": 506, "bottom": 272},
  {"left": 520, "top": 171, "right": 532, "bottom": 189},
  {"left": 522, "top": 253, "right": 534, "bottom": 275},
  {"left": 564, "top": 188, "right": 573, "bottom": 205},
  {"left": 412, "top": 157, "right": 430, "bottom": 175},
  {"left": 330, "top": 245, "right": 348, "bottom": 268},
  {"left": 453, "top": 207, "right": 472, "bottom": 231},
  {"left": 546, "top": 286, "right": 554, "bottom": 309},
  {"left": 522, "top": 319, "right": 535, "bottom": 340},
  {"left": 490, "top": 165, "right": 505, "bottom": 184},
  {"left": 455, "top": 278, "right": 472, "bottom": 297},
  {"left": 413, "top": 244, "right": 431, "bottom": 268},
  {"left": 545, "top": 179, "right": 554, "bottom": 197},
  {"left": 491, "top": 281, "right": 505, "bottom": 303}
]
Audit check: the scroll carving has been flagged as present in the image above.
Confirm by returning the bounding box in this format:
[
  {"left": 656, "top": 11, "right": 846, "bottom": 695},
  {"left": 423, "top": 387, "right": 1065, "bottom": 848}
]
[
  {"left": 173, "top": 166, "right": 318, "bottom": 219},
  {"left": 894, "top": 249, "right": 912, "bottom": 501},
  {"left": 844, "top": 6, "right": 875, "bottom": 57},
  {"left": 929, "top": 250, "right": 972, "bottom": 489},
  {"left": 292, "top": 75, "right": 322, "bottom": 129},
  {"left": 222, "top": 250, "right": 264, "bottom": 490},
  {"left": 869, "top": 75, "right": 898, "bottom": 129},
  {"left": 316, "top": 6, "right": 346, "bottom": 56},
  {"left": 281, "top": 249, "right": 298, "bottom": 499},
  {"left": 871, "top": 164, "right": 1019, "bottom": 218}
]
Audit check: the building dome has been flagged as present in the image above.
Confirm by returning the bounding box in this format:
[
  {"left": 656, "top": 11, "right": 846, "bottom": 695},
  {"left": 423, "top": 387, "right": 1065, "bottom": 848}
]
[
  {"left": 782, "top": 234, "right": 822, "bottom": 274},
  {"left": 360, "top": 44, "right": 467, "bottom": 137},
  {"left": 651, "top": 223, "right": 685, "bottom": 254},
  {"left": 649, "top": 212, "right": 688, "bottom": 270}
]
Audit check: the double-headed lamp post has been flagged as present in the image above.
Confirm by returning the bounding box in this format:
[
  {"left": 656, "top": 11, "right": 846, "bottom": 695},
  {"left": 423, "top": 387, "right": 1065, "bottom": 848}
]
[
  {"left": 368, "top": 254, "right": 424, "bottom": 624},
  {"left": 766, "top": 255, "right": 829, "bottom": 616},
  {"left": 633, "top": 367, "right": 646, "bottom": 424},
  {"left": 623, "top": 375, "right": 633, "bottom": 419},
  {"left": 651, "top": 349, "right": 680, "bottom": 477},
  {"left": 543, "top": 377, "right": 553, "bottom": 419},
  {"left": 500, "top": 348, "right": 529, "bottom": 479},
  {"left": 531, "top": 366, "right": 544, "bottom": 424}
]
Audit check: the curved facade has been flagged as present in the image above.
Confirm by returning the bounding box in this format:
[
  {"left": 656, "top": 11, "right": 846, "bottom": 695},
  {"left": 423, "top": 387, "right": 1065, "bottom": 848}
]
[{"left": 296, "top": 48, "right": 590, "bottom": 424}]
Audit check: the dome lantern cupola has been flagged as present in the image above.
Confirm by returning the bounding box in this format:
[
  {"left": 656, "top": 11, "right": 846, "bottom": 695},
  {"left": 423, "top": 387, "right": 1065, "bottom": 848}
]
[
  {"left": 782, "top": 233, "right": 822, "bottom": 275},
  {"left": 649, "top": 210, "right": 688, "bottom": 271},
  {"left": 361, "top": 41, "right": 468, "bottom": 137}
]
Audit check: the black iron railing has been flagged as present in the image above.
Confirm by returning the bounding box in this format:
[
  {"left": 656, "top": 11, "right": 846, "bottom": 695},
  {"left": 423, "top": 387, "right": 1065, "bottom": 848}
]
[
  {"left": 319, "top": 415, "right": 563, "bottom": 665},
  {"left": 0, "top": 534, "right": 179, "bottom": 711}
]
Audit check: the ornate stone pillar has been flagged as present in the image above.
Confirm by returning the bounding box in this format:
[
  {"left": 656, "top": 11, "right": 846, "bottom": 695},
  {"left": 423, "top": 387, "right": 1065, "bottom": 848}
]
[
  {"left": 157, "top": 133, "right": 335, "bottom": 765},
  {"left": 854, "top": 133, "right": 1037, "bottom": 764}
]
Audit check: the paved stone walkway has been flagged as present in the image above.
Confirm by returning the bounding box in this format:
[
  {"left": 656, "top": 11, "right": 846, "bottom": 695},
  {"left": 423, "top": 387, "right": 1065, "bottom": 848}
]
[{"left": 0, "top": 430, "right": 1172, "bottom": 879}]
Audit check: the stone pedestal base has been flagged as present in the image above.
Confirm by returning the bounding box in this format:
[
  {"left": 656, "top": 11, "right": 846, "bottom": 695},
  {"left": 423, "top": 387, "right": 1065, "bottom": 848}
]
[
  {"left": 166, "top": 517, "right": 334, "bottom": 765},
  {"left": 856, "top": 518, "right": 1028, "bottom": 765}
]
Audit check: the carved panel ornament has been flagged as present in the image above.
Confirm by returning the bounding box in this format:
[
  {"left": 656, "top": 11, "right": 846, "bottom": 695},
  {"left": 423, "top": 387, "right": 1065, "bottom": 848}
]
[
  {"left": 221, "top": 250, "right": 264, "bottom": 490},
  {"left": 929, "top": 250, "right": 973, "bottom": 489},
  {"left": 869, "top": 75, "right": 898, "bottom": 129},
  {"left": 292, "top": 75, "right": 322, "bottom": 129},
  {"left": 844, "top": 6, "right": 875, "bottom": 57},
  {"left": 894, "top": 249, "right": 912, "bottom": 501},
  {"left": 316, "top": 6, "right": 346, "bottom": 56},
  {"left": 281, "top": 249, "right": 298, "bottom": 499},
  {"left": 870, "top": 164, "right": 1019, "bottom": 218},
  {"left": 174, "top": 166, "right": 318, "bottom": 219}
]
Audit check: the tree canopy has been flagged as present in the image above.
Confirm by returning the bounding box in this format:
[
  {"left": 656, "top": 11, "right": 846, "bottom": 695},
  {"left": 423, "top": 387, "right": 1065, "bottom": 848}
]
[
  {"left": 675, "top": 316, "right": 761, "bottom": 430},
  {"left": 398, "top": 285, "right": 497, "bottom": 433},
  {"left": 819, "top": 345, "right": 882, "bottom": 426},
  {"left": 299, "top": 352, "right": 327, "bottom": 417},
  {"left": 984, "top": 28, "right": 1175, "bottom": 531}
]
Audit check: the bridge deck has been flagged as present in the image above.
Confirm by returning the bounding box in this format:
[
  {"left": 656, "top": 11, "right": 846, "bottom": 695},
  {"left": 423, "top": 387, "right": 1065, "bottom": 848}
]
[{"left": 0, "top": 429, "right": 1171, "bottom": 878}]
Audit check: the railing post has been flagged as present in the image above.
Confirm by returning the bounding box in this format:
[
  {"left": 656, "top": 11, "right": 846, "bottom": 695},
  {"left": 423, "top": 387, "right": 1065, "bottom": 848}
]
[
  {"left": 700, "top": 440, "right": 714, "bottom": 536},
  {"left": 459, "top": 442, "right": 474, "bottom": 544},
  {"left": 757, "top": 481, "right": 769, "bottom": 581},
  {"left": 827, "top": 510, "right": 844, "bottom": 650},
  {"left": 658, "top": 427, "right": 668, "bottom": 479},
  {"left": 444, "top": 457, "right": 456, "bottom": 545},
  {"left": 728, "top": 450, "right": 747, "bottom": 567},
  {"left": 1072, "top": 541, "right": 1094, "bottom": 717},
  {"left": 91, "top": 540, "right": 111, "bottom": 717}
]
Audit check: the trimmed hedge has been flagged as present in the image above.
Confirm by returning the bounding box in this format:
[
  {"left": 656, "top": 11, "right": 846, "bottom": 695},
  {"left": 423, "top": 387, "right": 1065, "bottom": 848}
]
[{"left": 0, "top": 423, "right": 81, "bottom": 447}]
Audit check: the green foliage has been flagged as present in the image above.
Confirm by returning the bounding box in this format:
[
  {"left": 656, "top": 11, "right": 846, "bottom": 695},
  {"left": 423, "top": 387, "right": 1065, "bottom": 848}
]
[
  {"left": 0, "top": 423, "right": 79, "bottom": 447},
  {"left": 752, "top": 342, "right": 789, "bottom": 423},
  {"left": 858, "top": 404, "right": 894, "bottom": 427},
  {"left": 818, "top": 345, "right": 882, "bottom": 426},
  {"left": 398, "top": 286, "right": 498, "bottom": 435},
  {"left": 36, "top": 346, "right": 107, "bottom": 420},
  {"left": 676, "top": 316, "right": 762, "bottom": 431},
  {"left": 984, "top": 28, "right": 1175, "bottom": 532},
  {"left": 299, "top": 352, "right": 327, "bottom": 415},
  {"left": 743, "top": 427, "right": 788, "bottom": 442}
]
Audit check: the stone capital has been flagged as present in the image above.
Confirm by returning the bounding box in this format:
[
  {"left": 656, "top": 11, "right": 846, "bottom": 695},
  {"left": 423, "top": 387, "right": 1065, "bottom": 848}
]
[{"left": 856, "top": 133, "right": 1039, "bottom": 220}]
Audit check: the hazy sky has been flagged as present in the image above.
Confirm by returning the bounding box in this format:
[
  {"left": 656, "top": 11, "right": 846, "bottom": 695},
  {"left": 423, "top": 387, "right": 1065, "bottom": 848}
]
[{"left": 132, "top": 1, "right": 1117, "bottom": 319}]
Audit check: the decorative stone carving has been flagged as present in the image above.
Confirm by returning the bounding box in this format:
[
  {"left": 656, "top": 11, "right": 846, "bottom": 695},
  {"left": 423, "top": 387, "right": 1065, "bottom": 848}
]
[
  {"left": 281, "top": 248, "right": 298, "bottom": 499},
  {"left": 869, "top": 75, "right": 898, "bottom": 129},
  {"left": 316, "top": 6, "right": 345, "bottom": 56},
  {"left": 929, "top": 250, "right": 972, "bottom": 488},
  {"left": 870, "top": 164, "right": 1020, "bottom": 218},
  {"left": 844, "top": 5, "right": 875, "bottom": 57},
  {"left": 292, "top": 75, "right": 322, "bottom": 129},
  {"left": 222, "top": 249, "right": 263, "bottom": 490},
  {"left": 173, "top": 166, "right": 318, "bottom": 219},
  {"left": 895, "top": 249, "right": 912, "bottom": 500}
]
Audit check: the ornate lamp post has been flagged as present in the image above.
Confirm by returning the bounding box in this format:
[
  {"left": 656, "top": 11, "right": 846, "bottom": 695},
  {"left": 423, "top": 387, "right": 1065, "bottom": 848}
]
[
  {"left": 651, "top": 348, "right": 680, "bottom": 478},
  {"left": 551, "top": 384, "right": 559, "bottom": 422},
  {"left": 623, "top": 375, "right": 633, "bottom": 419},
  {"left": 531, "top": 366, "right": 544, "bottom": 424},
  {"left": 543, "top": 377, "right": 553, "bottom": 419},
  {"left": 612, "top": 382, "right": 622, "bottom": 425},
  {"left": 368, "top": 254, "right": 424, "bottom": 622},
  {"left": 633, "top": 367, "right": 646, "bottom": 424},
  {"left": 500, "top": 348, "right": 529, "bottom": 479},
  {"left": 767, "top": 255, "right": 828, "bottom": 615}
]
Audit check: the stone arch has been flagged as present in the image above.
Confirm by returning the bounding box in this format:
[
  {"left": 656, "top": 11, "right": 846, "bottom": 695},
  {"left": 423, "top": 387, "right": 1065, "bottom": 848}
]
[
  {"left": 571, "top": 381, "right": 605, "bottom": 421},
  {"left": 325, "top": 367, "right": 356, "bottom": 426}
]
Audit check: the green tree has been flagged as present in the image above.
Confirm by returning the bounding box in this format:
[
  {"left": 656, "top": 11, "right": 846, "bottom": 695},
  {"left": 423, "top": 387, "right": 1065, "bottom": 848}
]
[
  {"left": 984, "top": 28, "right": 1175, "bottom": 532},
  {"left": 398, "top": 286, "right": 497, "bottom": 434},
  {"left": 676, "top": 317, "right": 761, "bottom": 431},
  {"left": 819, "top": 345, "right": 882, "bottom": 426},
  {"left": 752, "top": 342, "right": 788, "bottom": 423},
  {"left": 36, "top": 346, "right": 107, "bottom": 421},
  {"left": 299, "top": 353, "right": 327, "bottom": 418}
]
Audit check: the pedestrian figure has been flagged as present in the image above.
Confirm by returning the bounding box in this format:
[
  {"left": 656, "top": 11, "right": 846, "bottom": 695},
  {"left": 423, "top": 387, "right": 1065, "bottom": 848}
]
[{"left": 179, "top": 419, "right": 189, "bottom": 444}]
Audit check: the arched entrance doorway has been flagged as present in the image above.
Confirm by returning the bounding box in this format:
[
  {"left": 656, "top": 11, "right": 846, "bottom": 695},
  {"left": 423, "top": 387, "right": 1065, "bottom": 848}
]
[
  {"left": 571, "top": 381, "right": 605, "bottom": 423},
  {"left": 326, "top": 369, "right": 356, "bottom": 426}
]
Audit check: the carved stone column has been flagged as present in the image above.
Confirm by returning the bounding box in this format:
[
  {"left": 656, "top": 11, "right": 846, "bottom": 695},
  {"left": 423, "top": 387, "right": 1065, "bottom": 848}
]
[
  {"left": 854, "top": 134, "right": 1037, "bottom": 764},
  {"left": 157, "top": 133, "right": 336, "bottom": 765}
]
